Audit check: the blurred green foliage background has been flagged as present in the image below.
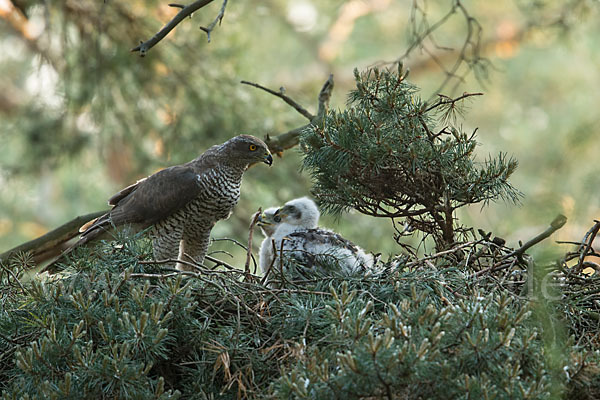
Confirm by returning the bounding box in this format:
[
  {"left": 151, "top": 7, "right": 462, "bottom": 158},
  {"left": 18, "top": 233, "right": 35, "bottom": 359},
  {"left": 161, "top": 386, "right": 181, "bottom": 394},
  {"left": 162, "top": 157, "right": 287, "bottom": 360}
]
[{"left": 0, "top": 0, "right": 598, "bottom": 265}]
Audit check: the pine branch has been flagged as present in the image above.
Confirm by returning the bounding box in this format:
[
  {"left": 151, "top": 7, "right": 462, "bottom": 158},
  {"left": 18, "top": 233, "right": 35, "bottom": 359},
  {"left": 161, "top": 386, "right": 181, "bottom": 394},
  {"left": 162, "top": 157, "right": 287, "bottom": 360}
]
[
  {"left": 300, "top": 67, "right": 521, "bottom": 249},
  {"left": 424, "top": 92, "right": 483, "bottom": 114}
]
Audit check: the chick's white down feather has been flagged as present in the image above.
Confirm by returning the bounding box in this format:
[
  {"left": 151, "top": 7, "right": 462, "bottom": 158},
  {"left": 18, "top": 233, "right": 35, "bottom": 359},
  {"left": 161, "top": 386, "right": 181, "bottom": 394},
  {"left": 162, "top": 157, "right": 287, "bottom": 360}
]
[{"left": 257, "top": 197, "right": 373, "bottom": 277}]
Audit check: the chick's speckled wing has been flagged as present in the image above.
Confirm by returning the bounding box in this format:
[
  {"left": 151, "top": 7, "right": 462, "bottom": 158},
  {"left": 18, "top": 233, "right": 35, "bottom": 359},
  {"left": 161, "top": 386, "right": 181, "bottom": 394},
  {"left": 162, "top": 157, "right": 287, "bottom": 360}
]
[
  {"left": 280, "top": 228, "right": 369, "bottom": 273},
  {"left": 288, "top": 228, "right": 360, "bottom": 253}
]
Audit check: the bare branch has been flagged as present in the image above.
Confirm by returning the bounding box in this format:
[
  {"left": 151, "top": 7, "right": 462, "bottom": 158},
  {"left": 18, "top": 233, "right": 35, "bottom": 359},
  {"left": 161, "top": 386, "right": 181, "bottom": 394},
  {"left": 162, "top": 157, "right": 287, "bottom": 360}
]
[
  {"left": 244, "top": 75, "right": 335, "bottom": 154},
  {"left": 370, "top": 1, "right": 488, "bottom": 98},
  {"left": 576, "top": 220, "right": 600, "bottom": 271},
  {"left": 472, "top": 215, "right": 568, "bottom": 279},
  {"left": 199, "top": 0, "right": 228, "bottom": 43},
  {"left": 205, "top": 255, "right": 237, "bottom": 271},
  {"left": 317, "top": 74, "right": 335, "bottom": 116},
  {"left": 131, "top": 0, "right": 218, "bottom": 56},
  {"left": 262, "top": 125, "right": 310, "bottom": 154},
  {"left": 240, "top": 81, "right": 314, "bottom": 121}
]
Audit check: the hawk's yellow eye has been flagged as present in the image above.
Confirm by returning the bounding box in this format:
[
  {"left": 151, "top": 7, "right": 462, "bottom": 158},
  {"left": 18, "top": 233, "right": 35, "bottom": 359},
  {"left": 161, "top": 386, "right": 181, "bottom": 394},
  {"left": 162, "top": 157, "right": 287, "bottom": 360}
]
[{"left": 249, "top": 144, "right": 257, "bottom": 151}]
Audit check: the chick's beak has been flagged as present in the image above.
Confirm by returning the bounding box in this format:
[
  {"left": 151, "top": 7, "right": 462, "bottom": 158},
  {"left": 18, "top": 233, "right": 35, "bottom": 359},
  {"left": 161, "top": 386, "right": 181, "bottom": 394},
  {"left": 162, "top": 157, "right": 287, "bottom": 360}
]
[
  {"left": 257, "top": 214, "right": 271, "bottom": 226},
  {"left": 263, "top": 152, "right": 273, "bottom": 166},
  {"left": 273, "top": 209, "right": 286, "bottom": 221}
]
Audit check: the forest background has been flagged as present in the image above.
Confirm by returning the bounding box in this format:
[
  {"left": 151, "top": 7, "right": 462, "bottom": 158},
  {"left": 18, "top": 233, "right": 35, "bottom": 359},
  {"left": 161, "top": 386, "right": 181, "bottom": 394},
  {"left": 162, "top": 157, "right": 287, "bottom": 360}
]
[{"left": 0, "top": 0, "right": 598, "bottom": 265}]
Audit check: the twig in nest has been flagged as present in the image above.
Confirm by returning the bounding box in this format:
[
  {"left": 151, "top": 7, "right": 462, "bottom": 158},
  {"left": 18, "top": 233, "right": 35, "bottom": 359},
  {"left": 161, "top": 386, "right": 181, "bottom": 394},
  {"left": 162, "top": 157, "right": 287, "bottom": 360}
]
[
  {"left": 404, "top": 241, "right": 477, "bottom": 268},
  {"left": 0, "top": 262, "right": 29, "bottom": 295},
  {"left": 211, "top": 237, "right": 248, "bottom": 250},
  {"left": 205, "top": 255, "right": 237, "bottom": 271},
  {"left": 503, "top": 214, "right": 567, "bottom": 260},
  {"left": 260, "top": 239, "right": 278, "bottom": 286},
  {"left": 246, "top": 209, "right": 262, "bottom": 276},
  {"left": 472, "top": 215, "right": 568, "bottom": 279},
  {"left": 130, "top": 271, "right": 196, "bottom": 279},
  {"left": 576, "top": 220, "right": 600, "bottom": 271},
  {"left": 139, "top": 257, "right": 207, "bottom": 272},
  {"left": 211, "top": 237, "right": 258, "bottom": 269},
  {"left": 140, "top": 255, "right": 240, "bottom": 273}
]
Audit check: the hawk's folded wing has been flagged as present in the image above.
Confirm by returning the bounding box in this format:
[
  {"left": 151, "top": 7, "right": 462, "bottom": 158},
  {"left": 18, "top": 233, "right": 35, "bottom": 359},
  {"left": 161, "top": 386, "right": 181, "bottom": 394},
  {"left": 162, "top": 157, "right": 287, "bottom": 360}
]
[{"left": 106, "top": 165, "right": 206, "bottom": 228}]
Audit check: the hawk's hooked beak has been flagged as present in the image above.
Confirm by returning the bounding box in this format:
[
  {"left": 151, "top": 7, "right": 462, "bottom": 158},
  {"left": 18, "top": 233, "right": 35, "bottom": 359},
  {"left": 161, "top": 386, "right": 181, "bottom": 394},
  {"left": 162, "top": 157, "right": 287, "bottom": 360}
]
[{"left": 263, "top": 152, "right": 273, "bottom": 166}]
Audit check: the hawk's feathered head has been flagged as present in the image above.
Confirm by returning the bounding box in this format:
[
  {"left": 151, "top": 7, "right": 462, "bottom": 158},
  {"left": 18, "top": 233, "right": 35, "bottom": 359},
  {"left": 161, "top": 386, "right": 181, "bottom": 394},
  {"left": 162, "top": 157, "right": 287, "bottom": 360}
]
[
  {"left": 221, "top": 135, "right": 273, "bottom": 167},
  {"left": 274, "top": 197, "right": 320, "bottom": 229}
]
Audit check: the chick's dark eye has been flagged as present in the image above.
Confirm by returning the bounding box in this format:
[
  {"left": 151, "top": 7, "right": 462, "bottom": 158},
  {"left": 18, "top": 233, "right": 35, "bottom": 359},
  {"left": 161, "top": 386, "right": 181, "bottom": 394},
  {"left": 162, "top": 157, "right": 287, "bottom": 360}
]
[
  {"left": 274, "top": 215, "right": 281, "bottom": 223},
  {"left": 249, "top": 144, "right": 257, "bottom": 151}
]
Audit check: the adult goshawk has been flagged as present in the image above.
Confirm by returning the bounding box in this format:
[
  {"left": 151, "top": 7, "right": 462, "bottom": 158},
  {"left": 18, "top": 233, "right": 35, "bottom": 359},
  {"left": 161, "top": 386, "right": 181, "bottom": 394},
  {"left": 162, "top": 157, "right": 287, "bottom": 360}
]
[{"left": 48, "top": 135, "right": 272, "bottom": 272}]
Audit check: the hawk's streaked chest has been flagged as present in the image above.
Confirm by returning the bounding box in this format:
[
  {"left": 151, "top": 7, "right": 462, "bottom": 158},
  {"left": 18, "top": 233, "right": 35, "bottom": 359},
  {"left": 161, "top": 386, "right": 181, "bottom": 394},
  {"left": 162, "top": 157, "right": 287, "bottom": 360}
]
[{"left": 183, "top": 166, "right": 244, "bottom": 222}]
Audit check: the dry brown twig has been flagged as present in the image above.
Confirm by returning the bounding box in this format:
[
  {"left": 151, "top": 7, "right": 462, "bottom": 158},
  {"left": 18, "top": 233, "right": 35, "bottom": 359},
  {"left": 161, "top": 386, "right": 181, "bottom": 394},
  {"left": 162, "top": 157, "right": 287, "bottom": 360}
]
[
  {"left": 140, "top": 255, "right": 245, "bottom": 275},
  {"left": 576, "top": 220, "right": 600, "bottom": 270}
]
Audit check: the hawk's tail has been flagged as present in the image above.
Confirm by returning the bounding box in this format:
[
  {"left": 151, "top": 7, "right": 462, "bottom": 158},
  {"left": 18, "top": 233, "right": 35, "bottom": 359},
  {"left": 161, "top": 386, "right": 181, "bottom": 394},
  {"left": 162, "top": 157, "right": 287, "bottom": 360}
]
[{"left": 40, "top": 213, "right": 112, "bottom": 274}]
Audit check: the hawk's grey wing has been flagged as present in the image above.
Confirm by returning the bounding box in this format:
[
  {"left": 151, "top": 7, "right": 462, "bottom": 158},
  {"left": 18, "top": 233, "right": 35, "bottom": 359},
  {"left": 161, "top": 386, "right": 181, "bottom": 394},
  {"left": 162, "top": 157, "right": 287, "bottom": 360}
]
[
  {"left": 107, "top": 178, "right": 148, "bottom": 206},
  {"left": 107, "top": 148, "right": 220, "bottom": 227},
  {"left": 105, "top": 144, "right": 220, "bottom": 207},
  {"left": 80, "top": 164, "right": 211, "bottom": 242},
  {"left": 107, "top": 165, "right": 206, "bottom": 227}
]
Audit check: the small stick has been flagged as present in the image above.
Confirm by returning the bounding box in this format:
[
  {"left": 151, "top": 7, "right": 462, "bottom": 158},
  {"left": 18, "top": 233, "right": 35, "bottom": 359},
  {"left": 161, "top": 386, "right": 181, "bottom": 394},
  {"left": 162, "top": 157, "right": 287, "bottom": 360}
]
[
  {"left": 576, "top": 220, "right": 600, "bottom": 270},
  {"left": 245, "top": 209, "right": 261, "bottom": 275},
  {"left": 472, "top": 215, "right": 567, "bottom": 278},
  {"left": 503, "top": 214, "right": 567, "bottom": 260}
]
